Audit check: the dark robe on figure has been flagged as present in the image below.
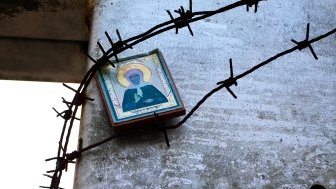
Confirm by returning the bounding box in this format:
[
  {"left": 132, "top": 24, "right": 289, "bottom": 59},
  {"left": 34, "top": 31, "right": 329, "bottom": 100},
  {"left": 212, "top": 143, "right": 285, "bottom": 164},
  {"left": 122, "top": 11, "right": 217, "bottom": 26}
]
[{"left": 122, "top": 85, "right": 168, "bottom": 112}]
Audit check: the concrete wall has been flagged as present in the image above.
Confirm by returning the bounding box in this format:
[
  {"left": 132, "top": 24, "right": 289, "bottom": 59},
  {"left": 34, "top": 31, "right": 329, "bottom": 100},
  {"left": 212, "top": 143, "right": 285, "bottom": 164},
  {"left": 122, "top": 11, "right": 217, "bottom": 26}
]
[
  {"left": 74, "top": 0, "right": 336, "bottom": 188},
  {"left": 0, "top": 0, "right": 91, "bottom": 82}
]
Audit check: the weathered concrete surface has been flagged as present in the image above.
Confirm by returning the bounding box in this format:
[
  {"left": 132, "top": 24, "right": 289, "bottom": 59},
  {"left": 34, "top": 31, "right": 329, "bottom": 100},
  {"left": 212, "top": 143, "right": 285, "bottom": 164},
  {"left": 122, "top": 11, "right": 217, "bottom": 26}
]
[
  {"left": 0, "top": 37, "right": 88, "bottom": 82},
  {"left": 75, "top": 0, "right": 336, "bottom": 188},
  {"left": 0, "top": 0, "right": 89, "bottom": 41},
  {"left": 0, "top": 0, "right": 90, "bottom": 82}
]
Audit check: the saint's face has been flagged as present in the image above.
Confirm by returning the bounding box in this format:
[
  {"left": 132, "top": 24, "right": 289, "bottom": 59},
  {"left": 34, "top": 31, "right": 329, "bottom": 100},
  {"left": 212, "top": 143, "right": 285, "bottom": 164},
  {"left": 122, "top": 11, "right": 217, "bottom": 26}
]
[{"left": 128, "top": 73, "right": 141, "bottom": 86}]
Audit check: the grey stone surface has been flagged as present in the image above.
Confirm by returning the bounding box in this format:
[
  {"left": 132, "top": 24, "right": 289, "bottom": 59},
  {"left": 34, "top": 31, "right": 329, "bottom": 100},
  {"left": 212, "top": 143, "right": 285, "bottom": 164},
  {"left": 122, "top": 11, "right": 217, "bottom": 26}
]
[
  {"left": 0, "top": 0, "right": 90, "bottom": 82},
  {"left": 74, "top": 0, "right": 336, "bottom": 188},
  {"left": 0, "top": 0, "right": 89, "bottom": 41},
  {"left": 0, "top": 37, "right": 88, "bottom": 82}
]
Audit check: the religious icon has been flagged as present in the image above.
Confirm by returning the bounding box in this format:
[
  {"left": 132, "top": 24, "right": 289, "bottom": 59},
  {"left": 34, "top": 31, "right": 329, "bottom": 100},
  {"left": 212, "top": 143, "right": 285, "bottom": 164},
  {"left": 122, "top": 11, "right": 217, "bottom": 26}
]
[
  {"left": 118, "top": 64, "right": 168, "bottom": 111},
  {"left": 97, "top": 49, "right": 185, "bottom": 128}
]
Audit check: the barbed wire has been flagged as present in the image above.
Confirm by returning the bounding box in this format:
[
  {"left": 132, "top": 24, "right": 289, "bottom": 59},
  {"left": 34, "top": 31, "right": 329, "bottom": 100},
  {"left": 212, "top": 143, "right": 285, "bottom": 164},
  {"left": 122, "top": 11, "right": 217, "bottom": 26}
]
[{"left": 40, "top": 0, "right": 336, "bottom": 188}]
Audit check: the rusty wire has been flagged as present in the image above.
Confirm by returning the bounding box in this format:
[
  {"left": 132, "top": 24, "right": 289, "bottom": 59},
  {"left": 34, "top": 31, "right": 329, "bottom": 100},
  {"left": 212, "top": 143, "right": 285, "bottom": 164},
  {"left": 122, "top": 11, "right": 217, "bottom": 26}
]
[{"left": 41, "top": 0, "right": 336, "bottom": 188}]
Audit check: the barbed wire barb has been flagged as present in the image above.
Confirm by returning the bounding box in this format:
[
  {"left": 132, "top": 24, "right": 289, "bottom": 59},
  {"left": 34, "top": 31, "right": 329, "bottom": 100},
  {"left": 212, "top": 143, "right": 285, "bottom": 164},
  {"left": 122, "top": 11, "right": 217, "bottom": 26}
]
[
  {"left": 62, "top": 83, "right": 77, "bottom": 93},
  {"left": 243, "top": 0, "right": 265, "bottom": 13},
  {"left": 104, "top": 30, "right": 133, "bottom": 63},
  {"left": 61, "top": 97, "right": 71, "bottom": 108},
  {"left": 40, "top": 186, "right": 64, "bottom": 189},
  {"left": 97, "top": 41, "right": 115, "bottom": 66},
  {"left": 84, "top": 53, "right": 98, "bottom": 64},
  {"left": 52, "top": 108, "right": 71, "bottom": 120},
  {"left": 154, "top": 112, "right": 170, "bottom": 147},
  {"left": 116, "top": 29, "right": 133, "bottom": 50},
  {"left": 62, "top": 83, "right": 94, "bottom": 106},
  {"left": 45, "top": 157, "right": 61, "bottom": 162},
  {"left": 291, "top": 23, "right": 318, "bottom": 59},
  {"left": 217, "top": 58, "right": 238, "bottom": 99},
  {"left": 167, "top": 4, "right": 194, "bottom": 36},
  {"left": 43, "top": 174, "right": 53, "bottom": 179},
  {"left": 165, "top": 0, "right": 194, "bottom": 36},
  {"left": 104, "top": 31, "right": 119, "bottom": 64},
  {"left": 97, "top": 41, "right": 106, "bottom": 54}
]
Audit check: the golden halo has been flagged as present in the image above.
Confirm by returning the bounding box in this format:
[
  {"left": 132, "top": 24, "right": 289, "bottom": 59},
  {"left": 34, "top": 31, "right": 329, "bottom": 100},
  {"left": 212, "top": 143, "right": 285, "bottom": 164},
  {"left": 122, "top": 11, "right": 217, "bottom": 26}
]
[{"left": 117, "top": 63, "right": 152, "bottom": 87}]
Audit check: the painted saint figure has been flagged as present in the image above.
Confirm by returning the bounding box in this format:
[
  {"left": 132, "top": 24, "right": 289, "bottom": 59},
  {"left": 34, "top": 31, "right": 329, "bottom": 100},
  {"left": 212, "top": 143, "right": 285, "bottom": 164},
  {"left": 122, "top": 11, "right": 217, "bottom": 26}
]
[{"left": 121, "top": 68, "right": 168, "bottom": 111}]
